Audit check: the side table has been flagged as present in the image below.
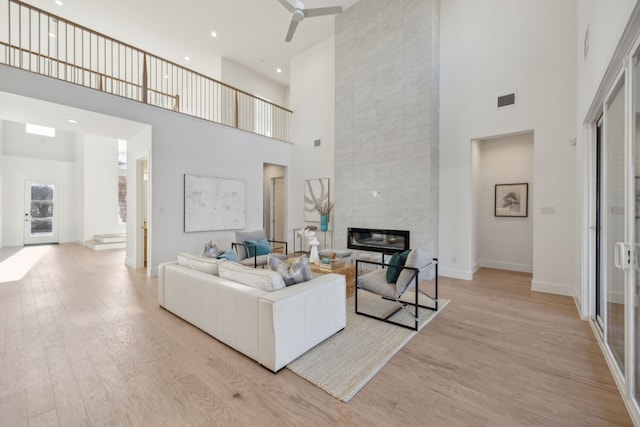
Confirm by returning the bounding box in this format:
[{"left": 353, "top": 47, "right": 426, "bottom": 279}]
[{"left": 310, "top": 263, "right": 355, "bottom": 298}]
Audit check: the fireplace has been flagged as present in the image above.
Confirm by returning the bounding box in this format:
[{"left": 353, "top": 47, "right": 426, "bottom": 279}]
[{"left": 347, "top": 228, "right": 410, "bottom": 254}]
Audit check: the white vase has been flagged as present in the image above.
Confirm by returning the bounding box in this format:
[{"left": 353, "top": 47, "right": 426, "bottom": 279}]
[{"left": 309, "top": 238, "right": 320, "bottom": 264}]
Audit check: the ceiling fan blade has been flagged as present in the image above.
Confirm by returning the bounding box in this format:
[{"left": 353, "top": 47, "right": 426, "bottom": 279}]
[
  {"left": 303, "top": 6, "right": 343, "bottom": 18},
  {"left": 277, "top": 0, "right": 296, "bottom": 13},
  {"left": 285, "top": 18, "right": 299, "bottom": 42}
]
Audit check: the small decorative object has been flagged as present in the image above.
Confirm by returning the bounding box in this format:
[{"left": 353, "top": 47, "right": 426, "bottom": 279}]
[
  {"left": 297, "top": 226, "right": 319, "bottom": 256},
  {"left": 308, "top": 234, "right": 320, "bottom": 264},
  {"left": 320, "top": 214, "right": 328, "bottom": 231},
  {"left": 495, "top": 183, "right": 528, "bottom": 217},
  {"left": 315, "top": 200, "right": 334, "bottom": 232}
]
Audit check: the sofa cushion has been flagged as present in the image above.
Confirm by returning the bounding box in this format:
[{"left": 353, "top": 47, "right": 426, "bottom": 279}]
[
  {"left": 358, "top": 270, "right": 396, "bottom": 298},
  {"left": 269, "top": 255, "right": 312, "bottom": 286},
  {"left": 245, "top": 239, "right": 271, "bottom": 258},
  {"left": 218, "top": 261, "right": 286, "bottom": 291},
  {"left": 396, "top": 248, "right": 433, "bottom": 296},
  {"left": 177, "top": 252, "right": 223, "bottom": 275},
  {"left": 386, "top": 250, "right": 411, "bottom": 283}
]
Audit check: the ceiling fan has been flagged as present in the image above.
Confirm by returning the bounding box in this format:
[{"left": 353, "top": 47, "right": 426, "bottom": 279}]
[{"left": 277, "top": 0, "right": 343, "bottom": 42}]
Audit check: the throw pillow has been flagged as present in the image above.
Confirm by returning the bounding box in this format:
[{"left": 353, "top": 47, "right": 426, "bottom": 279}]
[
  {"left": 395, "top": 248, "right": 433, "bottom": 297},
  {"left": 177, "top": 252, "right": 223, "bottom": 275},
  {"left": 245, "top": 239, "right": 272, "bottom": 258},
  {"left": 201, "top": 241, "right": 221, "bottom": 258},
  {"left": 269, "top": 255, "right": 312, "bottom": 286},
  {"left": 217, "top": 247, "right": 239, "bottom": 262},
  {"left": 218, "top": 261, "right": 286, "bottom": 291},
  {"left": 386, "top": 249, "right": 411, "bottom": 283}
]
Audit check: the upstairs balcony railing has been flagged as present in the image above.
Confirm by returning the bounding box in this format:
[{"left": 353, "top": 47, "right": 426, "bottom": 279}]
[{"left": 0, "top": 0, "right": 292, "bottom": 143}]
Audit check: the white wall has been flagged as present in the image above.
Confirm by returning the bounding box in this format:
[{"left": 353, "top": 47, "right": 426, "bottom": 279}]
[
  {"left": 440, "top": 0, "right": 577, "bottom": 298},
  {"left": 0, "top": 120, "right": 3, "bottom": 247},
  {"left": 221, "top": 59, "right": 287, "bottom": 107},
  {"left": 0, "top": 64, "right": 296, "bottom": 273},
  {"left": 80, "top": 135, "right": 125, "bottom": 241},
  {"left": 2, "top": 155, "right": 77, "bottom": 246},
  {"left": 289, "top": 37, "right": 336, "bottom": 237},
  {"left": 474, "top": 133, "right": 534, "bottom": 273},
  {"left": 577, "top": 0, "right": 637, "bottom": 123}
]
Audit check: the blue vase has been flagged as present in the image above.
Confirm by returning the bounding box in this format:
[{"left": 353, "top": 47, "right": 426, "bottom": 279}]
[{"left": 320, "top": 214, "right": 329, "bottom": 231}]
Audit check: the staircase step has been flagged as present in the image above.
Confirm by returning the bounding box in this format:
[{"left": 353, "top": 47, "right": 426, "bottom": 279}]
[
  {"left": 94, "top": 234, "right": 126, "bottom": 244},
  {"left": 85, "top": 240, "right": 126, "bottom": 251}
]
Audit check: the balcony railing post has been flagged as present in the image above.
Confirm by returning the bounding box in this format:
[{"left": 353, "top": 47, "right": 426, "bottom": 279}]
[{"left": 142, "top": 53, "right": 148, "bottom": 103}]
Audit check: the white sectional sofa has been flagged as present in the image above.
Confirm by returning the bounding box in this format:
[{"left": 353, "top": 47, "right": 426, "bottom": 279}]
[{"left": 158, "top": 256, "right": 346, "bottom": 372}]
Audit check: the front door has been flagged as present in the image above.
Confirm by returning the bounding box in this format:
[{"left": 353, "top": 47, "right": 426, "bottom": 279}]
[{"left": 24, "top": 180, "right": 59, "bottom": 245}]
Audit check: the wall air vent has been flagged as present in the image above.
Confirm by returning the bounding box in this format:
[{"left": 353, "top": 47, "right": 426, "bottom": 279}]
[{"left": 497, "top": 93, "right": 516, "bottom": 108}]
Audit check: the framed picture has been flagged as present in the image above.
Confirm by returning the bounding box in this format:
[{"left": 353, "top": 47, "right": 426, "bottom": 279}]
[
  {"left": 304, "top": 178, "right": 330, "bottom": 222},
  {"left": 495, "top": 183, "right": 528, "bottom": 217},
  {"left": 184, "top": 174, "right": 246, "bottom": 232}
]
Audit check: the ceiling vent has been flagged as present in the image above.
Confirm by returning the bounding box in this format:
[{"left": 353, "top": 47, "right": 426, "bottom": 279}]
[{"left": 497, "top": 93, "right": 516, "bottom": 108}]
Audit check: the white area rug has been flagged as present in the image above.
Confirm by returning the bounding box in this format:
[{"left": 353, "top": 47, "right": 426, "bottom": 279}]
[{"left": 287, "top": 291, "right": 449, "bottom": 402}]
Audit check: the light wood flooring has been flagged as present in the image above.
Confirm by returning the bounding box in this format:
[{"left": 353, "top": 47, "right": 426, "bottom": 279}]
[{"left": 0, "top": 244, "right": 632, "bottom": 426}]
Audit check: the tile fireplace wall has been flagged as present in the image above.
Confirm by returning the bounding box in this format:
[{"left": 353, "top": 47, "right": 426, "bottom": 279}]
[{"left": 333, "top": 0, "right": 440, "bottom": 255}]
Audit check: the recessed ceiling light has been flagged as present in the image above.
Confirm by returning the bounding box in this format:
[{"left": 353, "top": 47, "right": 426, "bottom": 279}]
[
  {"left": 210, "top": 31, "right": 217, "bottom": 38},
  {"left": 49, "top": 33, "right": 56, "bottom": 38},
  {"left": 67, "top": 119, "right": 77, "bottom": 124},
  {"left": 54, "top": 0, "right": 63, "bottom": 5},
  {"left": 184, "top": 56, "right": 190, "bottom": 61},
  {"left": 276, "top": 68, "right": 282, "bottom": 73},
  {"left": 164, "top": 75, "right": 169, "bottom": 79}
]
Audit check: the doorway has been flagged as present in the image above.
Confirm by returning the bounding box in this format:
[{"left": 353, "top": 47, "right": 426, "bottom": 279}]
[
  {"left": 136, "top": 156, "right": 150, "bottom": 270},
  {"left": 272, "top": 176, "right": 285, "bottom": 241},
  {"left": 471, "top": 132, "right": 534, "bottom": 273},
  {"left": 263, "top": 163, "right": 286, "bottom": 242},
  {"left": 24, "top": 180, "right": 59, "bottom": 245}
]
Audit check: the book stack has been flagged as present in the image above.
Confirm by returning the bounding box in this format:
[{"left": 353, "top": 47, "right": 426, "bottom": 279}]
[{"left": 318, "top": 259, "right": 345, "bottom": 271}]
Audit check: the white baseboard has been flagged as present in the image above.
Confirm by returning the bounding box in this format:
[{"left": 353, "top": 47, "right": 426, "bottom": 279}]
[
  {"left": 477, "top": 260, "right": 533, "bottom": 273},
  {"left": 439, "top": 267, "right": 473, "bottom": 280},
  {"left": 125, "top": 257, "right": 137, "bottom": 269},
  {"left": 531, "top": 279, "right": 575, "bottom": 297}
]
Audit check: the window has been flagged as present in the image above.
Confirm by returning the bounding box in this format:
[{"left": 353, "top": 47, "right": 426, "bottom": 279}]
[{"left": 118, "top": 139, "right": 127, "bottom": 223}]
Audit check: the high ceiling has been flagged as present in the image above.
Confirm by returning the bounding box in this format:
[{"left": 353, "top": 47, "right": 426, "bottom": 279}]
[{"left": 21, "top": 0, "right": 360, "bottom": 87}]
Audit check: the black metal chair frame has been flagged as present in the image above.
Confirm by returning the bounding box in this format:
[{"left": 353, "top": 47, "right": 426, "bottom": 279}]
[
  {"left": 232, "top": 239, "right": 288, "bottom": 268},
  {"left": 355, "top": 257, "right": 438, "bottom": 331}
]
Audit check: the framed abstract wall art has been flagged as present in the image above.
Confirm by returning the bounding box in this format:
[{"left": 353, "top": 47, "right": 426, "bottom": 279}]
[
  {"left": 304, "top": 178, "right": 330, "bottom": 222},
  {"left": 184, "top": 174, "right": 246, "bottom": 232}
]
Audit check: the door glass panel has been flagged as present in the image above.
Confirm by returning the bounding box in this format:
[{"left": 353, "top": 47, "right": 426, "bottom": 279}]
[
  {"left": 633, "top": 49, "right": 640, "bottom": 404},
  {"left": 596, "top": 118, "right": 603, "bottom": 328},
  {"left": 604, "top": 77, "right": 626, "bottom": 374},
  {"left": 30, "top": 183, "right": 54, "bottom": 236}
]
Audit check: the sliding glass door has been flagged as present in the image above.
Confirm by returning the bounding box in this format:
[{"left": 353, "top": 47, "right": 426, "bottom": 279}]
[{"left": 602, "top": 75, "right": 627, "bottom": 374}]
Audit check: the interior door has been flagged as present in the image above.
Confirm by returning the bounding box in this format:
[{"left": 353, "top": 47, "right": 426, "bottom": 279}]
[{"left": 24, "top": 180, "right": 59, "bottom": 245}]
